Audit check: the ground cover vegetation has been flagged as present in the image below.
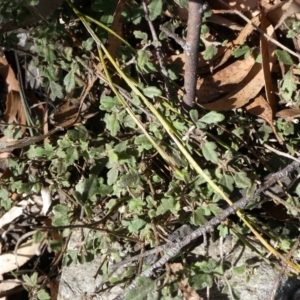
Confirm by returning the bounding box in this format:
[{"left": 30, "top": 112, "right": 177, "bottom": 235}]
[{"left": 0, "top": 0, "right": 300, "bottom": 299}]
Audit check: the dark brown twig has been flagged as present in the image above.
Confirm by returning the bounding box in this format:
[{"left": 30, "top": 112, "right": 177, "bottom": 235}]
[{"left": 183, "top": 0, "right": 204, "bottom": 110}]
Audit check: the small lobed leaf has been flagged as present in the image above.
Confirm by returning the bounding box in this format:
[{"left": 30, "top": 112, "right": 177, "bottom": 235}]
[
  {"left": 204, "top": 44, "right": 217, "bottom": 60},
  {"left": 190, "top": 109, "right": 199, "bottom": 123},
  {"left": 143, "top": 86, "right": 162, "bottom": 98},
  {"left": 49, "top": 81, "right": 63, "bottom": 100},
  {"left": 202, "top": 141, "right": 219, "bottom": 164},
  {"left": 128, "top": 218, "right": 146, "bottom": 232},
  {"left": 234, "top": 171, "right": 252, "bottom": 189},
  {"left": 148, "top": 0, "right": 163, "bottom": 21},
  {"left": 63, "top": 69, "right": 75, "bottom": 93},
  {"left": 104, "top": 113, "right": 120, "bottom": 136},
  {"left": 199, "top": 111, "right": 225, "bottom": 124},
  {"left": 275, "top": 50, "right": 293, "bottom": 65}
]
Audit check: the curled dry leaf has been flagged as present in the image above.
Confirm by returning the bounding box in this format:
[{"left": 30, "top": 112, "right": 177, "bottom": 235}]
[
  {"left": 196, "top": 56, "right": 256, "bottom": 103},
  {"left": 169, "top": 263, "right": 202, "bottom": 300},
  {"left": 245, "top": 95, "right": 273, "bottom": 124},
  {"left": 208, "top": 0, "right": 258, "bottom": 11},
  {"left": 0, "top": 200, "right": 28, "bottom": 229},
  {"left": 0, "top": 239, "right": 41, "bottom": 275},
  {"left": 260, "top": 14, "right": 277, "bottom": 112},
  {"left": 199, "top": 17, "right": 276, "bottom": 111},
  {"left": 199, "top": 60, "right": 263, "bottom": 110},
  {"left": 276, "top": 108, "right": 300, "bottom": 121},
  {"left": 41, "top": 187, "right": 52, "bottom": 215},
  {"left": 0, "top": 279, "right": 23, "bottom": 298}
]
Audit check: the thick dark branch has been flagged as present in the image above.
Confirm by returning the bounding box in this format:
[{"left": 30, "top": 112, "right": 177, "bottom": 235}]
[{"left": 183, "top": 0, "right": 204, "bottom": 110}]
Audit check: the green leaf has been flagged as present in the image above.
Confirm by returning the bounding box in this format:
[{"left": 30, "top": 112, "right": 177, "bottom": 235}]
[
  {"left": 23, "top": 272, "right": 38, "bottom": 287},
  {"left": 197, "top": 259, "right": 217, "bottom": 273},
  {"left": 190, "top": 273, "right": 213, "bottom": 289},
  {"left": 190, "top": 109, "right": 199, "bottom": 123},
  {"left": 63, "top": 47, "right": 73, "bottom": 61},
  {"left": 202, "top": 142, "right": 219, "bottom": 164},
  {"left": 82, "top": 37, "right": 94, "bottom": 51},
  {"left": 231, "top": 45, "right": 250, "bottom": 58},
  {"left": 107, "top": 165, "right": 119, "bottom": 185},
  {"left": 203, "top": 44, "right": 217, "bottom": 60},
  {"left": 104, "top": 113, "right": 120, "bottom": 136},
  {"left": 136, "top": 49, "right": 156, "bottom": 73},
  {"left": 74, "top": 175, "right": 100, "bottom": 203},
  {"left": 43, "top": 46, "right": 56, "bottom": 63},
  {"left": 275, "top": 50, "right": 293, "bottom": 65},
  {"left": 157, "top": 197, "right": 180, "bottom": 215},
  {"left": 279, "top": 68, "right": 297, "bottom": 102},
  {"left": 49, "top": 81, "right": 63, "bottom": 100},
  {"left": 148, "top": 0, "right": 163, "bottom": 21},
  {"left": 199, "top": 111, "right": 225, "bottom": 124},
  {"left": 29, "top": 0, "right": 39, "bottom": 5},
  {"left": 135, "top": 134, "right": 153, "bottom": 151},
  {"left": 128, "top": 218, "right": 146, "bottom": 232},
  {"left": 34, "top": 231, "right": 43, "bottom": 243},
  {"left": 52, "top": 213, "right": 70, "bottom": 226},
  {"left": 190, "top": 208, "right": 207, "bottom": 226},
  {"left": 53, "top": 204, "right": 70, "bottom": 215},
  {"left": 233, "top": 265, "right": 246, "bottom": 275},
  {"left": 143, "top": 86, "right": 162, "bottom": 98},
  {"left": 118, "top": 173, "right": 140, "bottom": 189},
  {"left": 65, "top": 147, "right": 79, "bottom": 165},
  {"left": 64, "top": 69, "right": 75, "bottom": 93},
  {"left": 234, "top": 171, "right": 251, "bottom": 188},
  {"left": 37, "top": 289, "right": 51, "bottom": 300},
  {"left": 43, "top": 65, "right": 59, "bottom": 81},
  {"left": 125, "top": 277, "right": 156, "bottom": 300},
  {"left": 0, "top": 197, "right": 12, "bottom": 210},
  {"left": 134, "top": 30, "right": 148, "bottom": 41},
  {"left": 218, "top": 173, "right": 234, "bottom": 193},
  {"left": 100, "top": 96, "right": 121, "bottom": 112},
  {"left": 129, "top": 198, "right": 144, "bottom": 213}
]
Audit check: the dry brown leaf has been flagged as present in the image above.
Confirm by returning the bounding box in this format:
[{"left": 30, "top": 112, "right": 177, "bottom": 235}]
[
  {"left": 276, "top": 108, "right": 300, "bottom": 121},
  {"left": 209, "top": 14, "right": 243, "bottom": 31},
  {"left": 0, "top": 57, "right": 19, "bottom": 92},
  {"left": 265, "top": 0, "right": 300, "bottom": 28},
  {"left": 107, "top": 0, "right": 125, "bottom": 59},
  {"left": 200, "top": 18, "right": 277, "bottom": 112},
  {"left": 0, "top": 200, "right": 28, "bottom": 229},
  {"left": 0, "top": 279, "right": 22, "bottom": 298},
  {"left": 208, "top": 0, "right": 257, "bottom": 11},
  {"left": 169, "top": 264, "right": 203, "bottom": 300},
  {"left": 200, "top": 62, "right": 263, "bottom": 111},
  {"left": 51, "top": 98, "right": 80, "bottom": 128},
  {"left": 49, "top": 278, "right": 59, "bottom": 300},
  {"left": 3, "top": 91, "right": 20, "bottom": 124},
  {"left": 246, "top": 96, "right": 283, "bottom": 143},
  {"left": 0, "top": 239, "right": 41, "bottom": 275},
  {"left": 178, "top": 278, "right": 203, "bottom": 300},
  {"left": 214, "top": 15, "right": 260, "bottom": 69},
  {"left": 245, "top": 95, "right": 273, "bottom": 125},
  {"left": 260, "top": 12, "right": 277, "bottom": 112},
  {"left": 196, "top": 56, "right": 256, "bottom": 103}
]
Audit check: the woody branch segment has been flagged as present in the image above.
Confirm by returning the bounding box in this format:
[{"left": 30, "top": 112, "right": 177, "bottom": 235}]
[{"left": 183, "top": 0, "right": 204, "bottom": 110}]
